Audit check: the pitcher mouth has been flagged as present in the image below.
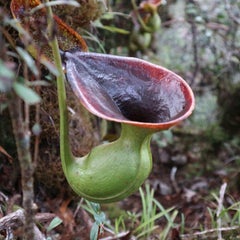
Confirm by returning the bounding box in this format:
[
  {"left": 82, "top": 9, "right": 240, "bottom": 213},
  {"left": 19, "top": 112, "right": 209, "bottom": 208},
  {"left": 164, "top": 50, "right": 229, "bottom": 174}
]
[{"left": 63, "top": 51, "right": 195, "bottom": 129}]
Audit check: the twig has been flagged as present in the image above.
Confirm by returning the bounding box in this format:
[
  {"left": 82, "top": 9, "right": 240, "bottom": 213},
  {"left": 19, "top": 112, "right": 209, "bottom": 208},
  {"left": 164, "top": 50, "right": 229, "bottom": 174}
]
[
  {"left": 35, "top": 212, "right": 57, "bottom": 222},
  {"left": 8, "top": 92, "right": 35, "bottom": 239},
  {"left": 170, "top": 166, "right": 180, "bottom": 193},
  {"left": 216, "top": 182, "right": 227, "bottom": 240},
  {"left": 0, "top": 209, "right": 24, "bottom": 231},
  {"left": 74, "top": 200, "right": 95, "bottom": 235},
  {"left": 0, "top": 146, "right": 13, "bottom": 163},
  {"left": 99, "top": 231, "right": 131, "bottom": 240},
  {"left": 33, "top": 50, "right": 42, "bottom": 166},
  {"left": 0, "top": 209, "right": 56, "bottom": 231},
  {"left": 0, "top": 191, "right": 8, "bottom": 202},
  {"left": 191, "top": 20, "right": 199, "bottom": 85},
  {"left": 187, "top": 1, "right": 200, "bottom": 86},
  {"left": 0, "top": 209, "right": 46, "bottom": 240},
  {"left": 224, "top": 0, "right": 240, "bottom": 25},
  {"left": 181, "top": 225, "right": 239, "bottom": 239}
]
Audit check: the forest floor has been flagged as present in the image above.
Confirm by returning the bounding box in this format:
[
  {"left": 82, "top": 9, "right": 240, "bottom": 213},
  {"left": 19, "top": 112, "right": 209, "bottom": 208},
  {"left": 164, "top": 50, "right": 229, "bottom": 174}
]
[{"left": 1, "top": 119, "right": 240, "bottom": 239}]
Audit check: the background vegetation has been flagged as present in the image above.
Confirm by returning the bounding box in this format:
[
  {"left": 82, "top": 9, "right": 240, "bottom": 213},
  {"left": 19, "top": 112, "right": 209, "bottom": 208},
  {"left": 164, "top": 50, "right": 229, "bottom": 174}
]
[{"left": 0, "top": 0, "right": 240, "bottom": 239}]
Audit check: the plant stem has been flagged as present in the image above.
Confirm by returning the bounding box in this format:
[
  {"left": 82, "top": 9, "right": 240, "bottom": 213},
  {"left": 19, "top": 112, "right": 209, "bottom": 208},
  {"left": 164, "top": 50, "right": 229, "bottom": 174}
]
[
  {"left": 45, "top": 0, "right": 73, "bottom": 176},
  {"left": 8, "top": 92, "right": 34, "bottom": 239}
]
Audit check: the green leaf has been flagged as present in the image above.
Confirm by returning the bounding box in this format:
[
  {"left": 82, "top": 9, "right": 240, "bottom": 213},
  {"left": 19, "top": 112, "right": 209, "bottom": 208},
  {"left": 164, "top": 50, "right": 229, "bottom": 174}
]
[
  {"left": 89, "top": 201, "right": 101, "bottom": 213},
  {"left": 90, "top": 222, "right": 99, "bottom": 240},
  {"left": 100, "top": 25, "right": 130, "bottom": 34},
  {"left": 0, "top": 103, "right": 8, "bottom": 114},
  {"left": 100, "top": 12, "right": 130, "bottom": 20},
  {"left": 0, "top": 60, "right": 15, "bottom": 92},
  {"left": 94, "top": 212, "right": 106, "bottom": 225},
  {"left": 13, "top": 82, "right": 41, "bottom": 105},
  {"left": 0, "top": 60, "right": 14, "bottom": 80},
  {"left": 27, "top": 80, "right": 51, "bottom": 87},
  {"left": 41, "top": 59, "right": 59, "bottom": 76},
  {"left": 47, "top": 217, "right": 63, "bottom": 232},
  {"left": 16, "top": 47, "right": 39, "bottom": 77},
  {"left": 93, "top": 20, "right": 130, "bottom": 34},
  {"left": 5, "top": 19, "right": 32, "bottom": 42}
]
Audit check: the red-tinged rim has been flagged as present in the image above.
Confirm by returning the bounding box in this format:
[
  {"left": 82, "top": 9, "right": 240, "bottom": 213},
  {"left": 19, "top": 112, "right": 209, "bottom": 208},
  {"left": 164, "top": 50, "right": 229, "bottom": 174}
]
[{"left": 63, "top": 51, "right": 195, "bottom": 131}]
